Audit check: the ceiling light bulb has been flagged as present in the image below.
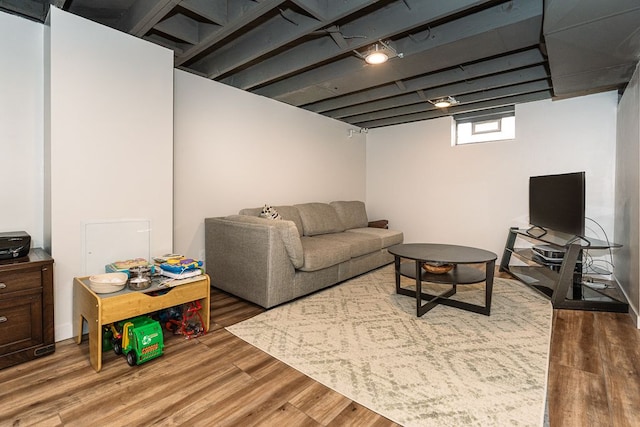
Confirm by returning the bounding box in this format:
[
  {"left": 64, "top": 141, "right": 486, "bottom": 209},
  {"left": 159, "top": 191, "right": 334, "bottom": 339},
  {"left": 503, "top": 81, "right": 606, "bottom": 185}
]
[
  {"left": 434, "top": 99, "right": 452, "bottom": 108},
  {"left": 365, "top": 44, "right": 388, "bottom": 64},
  {"left": 432, "top": 96, "right": 458, "bottom": 108},
  {"left": 366, "top": 52, "right": 388, "bottom": 64}
]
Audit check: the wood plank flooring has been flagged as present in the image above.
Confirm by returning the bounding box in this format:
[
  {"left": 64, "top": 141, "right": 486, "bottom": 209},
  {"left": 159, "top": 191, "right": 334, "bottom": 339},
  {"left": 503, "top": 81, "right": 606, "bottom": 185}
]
[{"left": 1, "top": 281, "right": 639, "bottom": 426}]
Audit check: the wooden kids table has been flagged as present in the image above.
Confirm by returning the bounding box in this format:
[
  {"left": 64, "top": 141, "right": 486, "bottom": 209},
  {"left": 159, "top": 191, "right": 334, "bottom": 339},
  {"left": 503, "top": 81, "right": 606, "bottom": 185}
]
[{"left": 73, "top": 274, "right": 210, "bottom": 372}]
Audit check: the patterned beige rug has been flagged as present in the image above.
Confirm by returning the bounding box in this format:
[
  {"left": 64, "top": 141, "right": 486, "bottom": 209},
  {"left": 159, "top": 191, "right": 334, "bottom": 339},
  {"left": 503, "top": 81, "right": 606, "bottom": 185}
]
[{"left": 227, "top": 265, "right": 552, "bottom": 426}]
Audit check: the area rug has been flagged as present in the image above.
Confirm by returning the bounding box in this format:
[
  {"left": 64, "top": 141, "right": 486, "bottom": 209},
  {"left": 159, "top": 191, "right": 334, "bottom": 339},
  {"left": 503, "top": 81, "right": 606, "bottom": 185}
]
[{"left": 226, "top": 265, "right": 552, "bottom": 426}]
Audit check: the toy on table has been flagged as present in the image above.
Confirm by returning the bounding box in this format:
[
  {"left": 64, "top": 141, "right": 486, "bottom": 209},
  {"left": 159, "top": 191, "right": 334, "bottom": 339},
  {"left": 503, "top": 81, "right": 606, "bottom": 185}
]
[
  {"left": 105, "top": 258, "right": 155, "bottom": 277},
  {"left": 160, "top": 257, "right": 203, "bottom": 273},
  {"left": 153, "top": 253, "right": 183, "bottom": 264},
  {"left": 159, "top": 257, "right": 203, "bottom": 280}
]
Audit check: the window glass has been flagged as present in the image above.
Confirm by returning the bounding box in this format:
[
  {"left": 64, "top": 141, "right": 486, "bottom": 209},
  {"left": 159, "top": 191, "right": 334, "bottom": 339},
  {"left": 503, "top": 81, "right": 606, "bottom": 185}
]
[{"left": 454, "top": 107, "right": 515, "bottom": 145}]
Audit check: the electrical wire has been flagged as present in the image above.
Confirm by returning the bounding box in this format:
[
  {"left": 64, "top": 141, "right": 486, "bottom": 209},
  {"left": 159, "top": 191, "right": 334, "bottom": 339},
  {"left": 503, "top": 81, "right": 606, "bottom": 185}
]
[{"left": 582, "top": 217, "right": 615, "bottom": 275}]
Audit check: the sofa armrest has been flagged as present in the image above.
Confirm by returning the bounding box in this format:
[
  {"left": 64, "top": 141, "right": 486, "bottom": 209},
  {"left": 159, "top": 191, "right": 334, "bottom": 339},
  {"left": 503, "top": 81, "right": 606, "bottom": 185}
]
[
  {"left": 368, "top": 219, "right": 389, "bottom": 229},
  {"left": 224, "top": 215, "right": 304, "bottom": 267},
  {"left": 204, "top": 216, "right": 301, "bottom": 308}
]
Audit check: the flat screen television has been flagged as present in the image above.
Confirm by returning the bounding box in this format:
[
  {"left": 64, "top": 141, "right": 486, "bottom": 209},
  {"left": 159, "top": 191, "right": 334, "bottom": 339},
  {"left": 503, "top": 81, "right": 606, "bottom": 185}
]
[{"left": 529, "top": 171, "right": 586, "bottom": 237}]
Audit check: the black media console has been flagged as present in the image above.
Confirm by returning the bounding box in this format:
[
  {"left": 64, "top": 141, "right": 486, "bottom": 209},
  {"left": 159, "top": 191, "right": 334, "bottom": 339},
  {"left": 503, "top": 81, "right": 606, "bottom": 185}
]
[{"left": 500, "top": 227, "right": 628, "bottom": 312}]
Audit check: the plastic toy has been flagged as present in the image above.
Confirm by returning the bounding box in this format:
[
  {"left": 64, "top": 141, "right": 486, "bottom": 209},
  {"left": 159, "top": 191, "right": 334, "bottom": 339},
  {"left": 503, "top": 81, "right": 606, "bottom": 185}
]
[
  {"left": 160, "top": 257, "right": 203, "bottom": 273},
  {"left": 155, "top": 302, "right": 206, "bottom": 338},
  {"left": 180, "top": 301, "right": 206, "bottom": 338},
  {"left": 102, "top": 325, "right": 113, "bottom": 352},
  {"left": 110, "top": 316, "right": 164, "bottom": 366}
]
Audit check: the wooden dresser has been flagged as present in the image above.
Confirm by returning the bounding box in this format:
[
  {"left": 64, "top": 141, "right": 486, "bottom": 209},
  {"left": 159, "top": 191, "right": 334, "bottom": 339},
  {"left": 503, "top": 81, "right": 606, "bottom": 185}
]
[{"left": 0, "top": 248, "right": 55, "bottom": 369}]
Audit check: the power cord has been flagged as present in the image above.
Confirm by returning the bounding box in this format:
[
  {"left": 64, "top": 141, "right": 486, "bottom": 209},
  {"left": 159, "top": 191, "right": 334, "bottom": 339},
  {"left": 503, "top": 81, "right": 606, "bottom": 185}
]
[
  {"left": 582, "top": 217, "right": 615, "bottom": 275},
  {"left": 578, "top": 218, "right": 616, "bottom": 295}
]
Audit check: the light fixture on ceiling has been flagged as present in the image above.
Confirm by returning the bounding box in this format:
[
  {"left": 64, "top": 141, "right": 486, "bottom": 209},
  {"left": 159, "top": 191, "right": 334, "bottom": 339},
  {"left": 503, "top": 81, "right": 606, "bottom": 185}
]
[
  {"left": 357, "top": 40, "right": 403, "bottom": 65},
  {"left": 430, "top": 96, "right": 459, "bottom": 108},
  {"left": 365, "top": 44, "right": 389, "bottom": 64}
]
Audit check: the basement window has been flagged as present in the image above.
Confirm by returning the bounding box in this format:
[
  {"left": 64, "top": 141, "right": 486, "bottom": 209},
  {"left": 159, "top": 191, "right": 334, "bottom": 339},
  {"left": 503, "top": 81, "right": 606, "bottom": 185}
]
[{"left": 453, "top": 106, "right": 515, "bottom": 145}]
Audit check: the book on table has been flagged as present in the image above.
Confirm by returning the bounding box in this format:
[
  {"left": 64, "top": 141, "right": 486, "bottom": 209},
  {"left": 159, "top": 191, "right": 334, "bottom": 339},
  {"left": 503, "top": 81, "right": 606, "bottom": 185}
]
[{"left": 160, "top": 268, "right": 202, "bottom": 280}]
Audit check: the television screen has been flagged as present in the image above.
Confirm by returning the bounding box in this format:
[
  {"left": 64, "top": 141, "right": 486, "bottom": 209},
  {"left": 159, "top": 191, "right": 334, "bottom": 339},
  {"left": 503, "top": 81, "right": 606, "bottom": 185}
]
[{"left": 529, "top": 172, "right": 586, "bottom": 237}]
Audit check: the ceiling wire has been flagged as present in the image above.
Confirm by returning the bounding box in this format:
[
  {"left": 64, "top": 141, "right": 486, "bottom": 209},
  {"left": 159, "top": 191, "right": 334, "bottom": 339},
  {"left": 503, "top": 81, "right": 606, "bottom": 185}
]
[
  {"left": 309, "top": 25, "right": 367, "bottom": 40},
  {"left": 278, "top": 8, "right": 298, "bottom": 26}
]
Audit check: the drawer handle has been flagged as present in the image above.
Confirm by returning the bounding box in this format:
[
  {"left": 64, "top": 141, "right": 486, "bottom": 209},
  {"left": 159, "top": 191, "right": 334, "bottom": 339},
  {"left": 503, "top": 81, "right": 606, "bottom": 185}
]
[
  {"left": 0, "top": 316, "right": 7, "bottom": 323},
  {"left": 0, "top": 283, "right": 5, "bottom": 289}
]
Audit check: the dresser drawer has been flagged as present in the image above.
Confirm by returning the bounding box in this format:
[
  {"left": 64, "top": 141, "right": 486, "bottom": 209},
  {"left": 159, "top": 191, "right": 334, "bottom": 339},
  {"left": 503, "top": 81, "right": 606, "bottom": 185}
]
[
  {"left": 0, "top": 269, "right": 42, "bottom": 295},
  {"left": 0, "top": 292, "right": 43, "bottom": 353},
  {"left": 0, "top": 249, "right": 54, "bottom": 370}
]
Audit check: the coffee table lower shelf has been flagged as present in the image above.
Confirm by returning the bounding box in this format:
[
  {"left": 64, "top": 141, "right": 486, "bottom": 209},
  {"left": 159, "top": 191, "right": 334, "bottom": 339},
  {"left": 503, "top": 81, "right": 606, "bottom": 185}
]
[{"left": 396, "top": 262, "right": 492, "bottom": 317}]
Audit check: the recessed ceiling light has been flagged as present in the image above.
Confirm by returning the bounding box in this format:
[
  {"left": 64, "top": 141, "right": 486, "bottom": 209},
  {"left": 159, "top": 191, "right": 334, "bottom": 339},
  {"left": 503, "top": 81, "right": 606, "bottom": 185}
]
[
  {"left": 365, "top": 44, "right": 389, "bottom": 64},
  {"left": 357, "top": 40, "right": 403, "bottom": 65},
  {"left": 434, "top": 99, "right": 452, "bottom": 108},
  {"left": 431, "top": 96, "right": 459, "bottom": 108}
]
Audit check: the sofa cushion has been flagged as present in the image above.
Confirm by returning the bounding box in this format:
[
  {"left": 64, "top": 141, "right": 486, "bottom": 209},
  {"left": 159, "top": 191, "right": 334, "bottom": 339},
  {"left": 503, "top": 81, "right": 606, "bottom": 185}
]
[
  {"left": 346, "top": 228, "right": 404, "bottom": 248},
  {"left": 224, "top": 215, "right": 304, "bottom": 268},
  {"left": 294, "top": 203, "right": 345, "bottom": 236},
  {"left": 239, "top": 205, "right": 304, "bottom": 237},
  {"left": 314, "top": 232, "right": 381, "bottom": 258},
  {"left": 298, "top": 236, "right": 350, "bottom": 271},
  {"left": 330, "top": 201, "right": 368, "bottom": 230}
]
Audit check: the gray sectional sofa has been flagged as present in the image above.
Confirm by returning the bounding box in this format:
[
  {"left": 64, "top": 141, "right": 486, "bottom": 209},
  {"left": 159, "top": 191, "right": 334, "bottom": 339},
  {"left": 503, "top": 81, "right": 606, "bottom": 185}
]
[{"left": 204, "top": 201, "right": 403, "bottom": 308}]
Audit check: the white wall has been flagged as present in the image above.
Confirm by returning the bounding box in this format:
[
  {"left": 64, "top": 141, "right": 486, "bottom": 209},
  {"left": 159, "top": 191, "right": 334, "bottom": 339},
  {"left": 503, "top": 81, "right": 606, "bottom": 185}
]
[
  {"left": 0, "top": 13, "right": 44, "bottom": 245},
  {"left": 173, "top": 70, "right": 367, "bottom": 262},
  {"left": 615, "top": 62, "right": 640, "bottom": 326},
  {"left": 46, "top": 7, "right": 174, "bottom": 340},
  {"left": 367, "top": 92, "right": 618, "bottom": 265}
]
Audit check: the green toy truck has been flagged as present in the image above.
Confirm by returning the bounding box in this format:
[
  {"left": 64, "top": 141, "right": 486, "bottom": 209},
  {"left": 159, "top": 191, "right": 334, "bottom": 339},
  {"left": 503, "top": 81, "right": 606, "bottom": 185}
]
[{"left": 110, "top": 316, "right": 164, "bottom": 366}]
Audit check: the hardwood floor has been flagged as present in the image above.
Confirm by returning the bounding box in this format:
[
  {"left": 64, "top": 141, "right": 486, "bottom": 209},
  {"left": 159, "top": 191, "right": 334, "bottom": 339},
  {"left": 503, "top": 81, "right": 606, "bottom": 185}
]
[
  {"left": 547, "top": 310, "right": 640, "bottom": 426},
  {"left": 0, "top": 283, "right": 638, "bottom": 426}
]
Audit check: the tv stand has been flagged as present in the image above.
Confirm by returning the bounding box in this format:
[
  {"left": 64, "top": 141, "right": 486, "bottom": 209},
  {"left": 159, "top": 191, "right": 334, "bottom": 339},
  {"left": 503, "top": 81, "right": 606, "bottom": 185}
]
[
  {"left": 525, "top": 225, "right": 547, "bottom": 239},
  {"left": 500, "top": 227, "right": 628, "bottom": 312}
]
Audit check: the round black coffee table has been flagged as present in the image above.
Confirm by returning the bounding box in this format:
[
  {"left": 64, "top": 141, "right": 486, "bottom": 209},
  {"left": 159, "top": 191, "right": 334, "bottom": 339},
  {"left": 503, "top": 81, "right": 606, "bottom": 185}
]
[{"left": 388, "top": 243, "right": 497, "bottom": 317}]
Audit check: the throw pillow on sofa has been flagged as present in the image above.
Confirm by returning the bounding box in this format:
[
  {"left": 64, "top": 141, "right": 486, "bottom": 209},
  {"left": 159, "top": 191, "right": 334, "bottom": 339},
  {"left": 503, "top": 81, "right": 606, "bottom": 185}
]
[
  {"left": 240, "top": 205, "right": 304, "bottom": 237},
  {"left": 294, "top": 202, "right": 345, "bottom": 236},
  {"left": 260, "top": 205, "right": 282, "bottom": 220}
]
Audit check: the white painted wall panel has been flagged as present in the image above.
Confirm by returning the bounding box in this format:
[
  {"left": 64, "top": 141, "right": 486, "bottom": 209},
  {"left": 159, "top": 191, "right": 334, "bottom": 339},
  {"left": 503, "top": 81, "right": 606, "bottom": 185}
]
[
  {"left": 615, "top": 62, "right": 640, "bottom": 326},
  {"left": 0, "top": 13, "right": 43, "bottom": 246},
  {"left": 173, "top": 70, "right": 367, "bottom": 262},
  {"left": 367, "top": 92, "right": 618, "bottom": 268},
  {"left": 47, "top": 7, "right": 174, "bottom": 340}
]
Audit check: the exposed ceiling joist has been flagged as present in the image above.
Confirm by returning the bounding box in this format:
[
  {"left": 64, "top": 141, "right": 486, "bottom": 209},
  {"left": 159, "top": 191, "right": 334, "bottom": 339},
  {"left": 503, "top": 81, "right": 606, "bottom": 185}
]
[
  {"left": 255, "top": 0, "right": 542, "bottom": 105},
  {"left": 175, "top": 0, "right": 289, "bottom": 66},
  {"left": 305, "top": 48, "right": 546, "bottom": 113},
  {"left": 222, "top": 0, "right": 495, "bottom": 90},
  {"left": 353, "top": 90, "right": 552, "bottom": 128},
  {"left": 345, "top": 78, "right": 552, "bottom": 124},
  {"left": 4, "top": 0, "right": 637, "bottom": 129},
  {"left": 329, "top": 65, "right": 550, "bottom": 120},
  {"left": 118, "top": 0, "right": 180, "bottom": 35}
]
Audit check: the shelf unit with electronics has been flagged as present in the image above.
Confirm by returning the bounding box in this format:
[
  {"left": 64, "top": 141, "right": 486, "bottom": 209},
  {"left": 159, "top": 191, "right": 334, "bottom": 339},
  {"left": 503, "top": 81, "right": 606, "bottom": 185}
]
[{"left": 500, "top": 227, "right": 628, "bottom": 312}]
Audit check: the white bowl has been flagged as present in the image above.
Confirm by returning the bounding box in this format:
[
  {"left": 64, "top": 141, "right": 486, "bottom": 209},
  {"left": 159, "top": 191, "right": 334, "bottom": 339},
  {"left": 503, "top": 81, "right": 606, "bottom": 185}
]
[{"left": 89, "top": 272, "right": 128, "bottom": 294}]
